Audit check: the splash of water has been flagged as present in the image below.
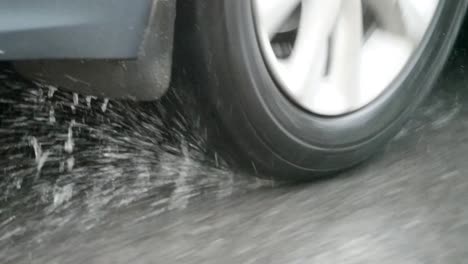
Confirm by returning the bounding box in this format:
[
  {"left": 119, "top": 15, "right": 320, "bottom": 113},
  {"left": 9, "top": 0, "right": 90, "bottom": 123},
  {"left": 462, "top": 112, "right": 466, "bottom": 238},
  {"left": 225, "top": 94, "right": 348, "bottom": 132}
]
[{"left": 0, "top": 68, "right": 273, "bottom": 261}]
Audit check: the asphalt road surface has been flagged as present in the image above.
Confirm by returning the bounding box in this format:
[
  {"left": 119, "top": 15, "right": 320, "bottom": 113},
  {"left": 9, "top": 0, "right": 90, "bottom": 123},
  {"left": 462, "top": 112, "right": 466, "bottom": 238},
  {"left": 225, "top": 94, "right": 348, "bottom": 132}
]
[{"left": 2, "top": 38, "right": 468, "bottom": 263}]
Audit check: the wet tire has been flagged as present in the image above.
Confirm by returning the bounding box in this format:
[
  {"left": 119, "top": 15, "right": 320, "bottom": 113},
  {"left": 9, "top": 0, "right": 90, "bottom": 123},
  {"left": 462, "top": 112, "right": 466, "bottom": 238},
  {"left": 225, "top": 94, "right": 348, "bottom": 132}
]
[{"left": 182, "top": 0, "right": 467, "bottom": 180}]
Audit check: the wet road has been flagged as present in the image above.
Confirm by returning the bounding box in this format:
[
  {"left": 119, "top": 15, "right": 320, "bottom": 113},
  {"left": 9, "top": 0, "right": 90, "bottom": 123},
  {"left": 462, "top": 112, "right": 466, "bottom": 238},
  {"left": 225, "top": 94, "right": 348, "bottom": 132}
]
[{"left": 2, "top": 39, "right": 468, "bottom": 263}]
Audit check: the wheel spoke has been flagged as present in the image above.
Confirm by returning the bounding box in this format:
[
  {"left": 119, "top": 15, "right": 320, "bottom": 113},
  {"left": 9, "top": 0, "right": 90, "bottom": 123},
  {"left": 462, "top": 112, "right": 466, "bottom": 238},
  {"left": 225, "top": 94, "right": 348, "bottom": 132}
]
[
  {"left": 283, "top": 0, "right": 342, "bottom": 97},
  {"left": 363, "top": 0, "right": 405, "bottom": 35},
  {"left": 364, "top": 0, "right": 438, "bottom": 43},
  {"left": 315, "top": 0, "right": 363, "bottom": 114},
  {"left": 398, "top": 0, "right": 439, "bottom": 43},
  {"left": 359, "top": 29, "right": 413, "bottom": 106},
  {"left": 253, "top": 0, "right": 302, "bottom": 39}
]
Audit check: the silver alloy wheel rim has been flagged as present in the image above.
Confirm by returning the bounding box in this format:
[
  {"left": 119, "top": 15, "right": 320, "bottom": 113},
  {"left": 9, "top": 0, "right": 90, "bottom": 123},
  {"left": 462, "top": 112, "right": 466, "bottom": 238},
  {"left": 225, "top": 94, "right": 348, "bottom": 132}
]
[{"left": 253, "top": 0, "right": 440, "bottom": 116}]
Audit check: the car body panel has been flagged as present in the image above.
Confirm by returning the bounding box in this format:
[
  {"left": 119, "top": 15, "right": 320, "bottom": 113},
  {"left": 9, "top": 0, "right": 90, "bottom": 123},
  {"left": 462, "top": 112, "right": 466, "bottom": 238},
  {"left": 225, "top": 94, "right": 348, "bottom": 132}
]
[
  {"left": 11, "top": 0, "right": 177, "bottom": 100},
  {"left": 0, "top": 0, "right": 154, "bottom": 60}
]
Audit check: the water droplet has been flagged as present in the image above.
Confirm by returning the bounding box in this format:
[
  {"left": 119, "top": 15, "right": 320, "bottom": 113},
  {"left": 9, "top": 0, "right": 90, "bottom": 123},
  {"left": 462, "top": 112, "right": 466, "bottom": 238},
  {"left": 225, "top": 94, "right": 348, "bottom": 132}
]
[
  {"left": 85, "top": 96, "right": 96, "bottom": 108},
  {"left": 64, "top": 121, "right": 75, "bottom": 154},
  {"left": 49, "top": 107, "right": 56, "bottom": 124},
  {"left": 73, "top": 93, "right": 79, "bottom": 106},
  {"left": 53, "top": 184, "right": 74, "bottom": 207},
  {"left": 67, "top": 157, "right": 75, "bottom": 172},
  {"left": 47, "top": 85, "right": 57, "bottom": 98},
  {"left": 101, "top": 98, "right": 110, "bottom": 113}
]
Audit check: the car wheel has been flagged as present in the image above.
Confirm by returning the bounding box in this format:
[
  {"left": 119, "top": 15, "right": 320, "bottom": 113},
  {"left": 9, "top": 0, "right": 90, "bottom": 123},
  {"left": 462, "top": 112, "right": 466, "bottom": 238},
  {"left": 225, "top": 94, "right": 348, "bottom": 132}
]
[{"left": 186, "top": 0, "right": 467, "bottom": 180}]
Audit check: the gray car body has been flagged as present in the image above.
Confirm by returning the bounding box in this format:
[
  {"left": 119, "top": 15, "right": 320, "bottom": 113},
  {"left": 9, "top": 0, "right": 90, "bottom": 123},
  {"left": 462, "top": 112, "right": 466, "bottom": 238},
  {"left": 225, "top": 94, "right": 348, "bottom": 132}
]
[{"left": 1, "top": 0, "right": 177, "bottom": 99}]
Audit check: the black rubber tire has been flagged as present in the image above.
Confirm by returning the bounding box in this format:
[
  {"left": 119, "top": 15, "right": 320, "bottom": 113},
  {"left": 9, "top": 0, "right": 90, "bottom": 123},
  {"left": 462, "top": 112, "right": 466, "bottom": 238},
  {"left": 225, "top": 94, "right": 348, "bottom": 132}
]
[{"left": 182, "top": 0, "right": 467, "bottom": 181}]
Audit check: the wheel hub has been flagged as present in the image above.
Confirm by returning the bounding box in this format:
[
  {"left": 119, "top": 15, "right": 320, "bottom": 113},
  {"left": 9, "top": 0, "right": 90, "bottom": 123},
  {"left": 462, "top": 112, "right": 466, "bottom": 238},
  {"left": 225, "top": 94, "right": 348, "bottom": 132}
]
[{"left": 253, "top": 0, "right": 440, "bottom": 116}]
